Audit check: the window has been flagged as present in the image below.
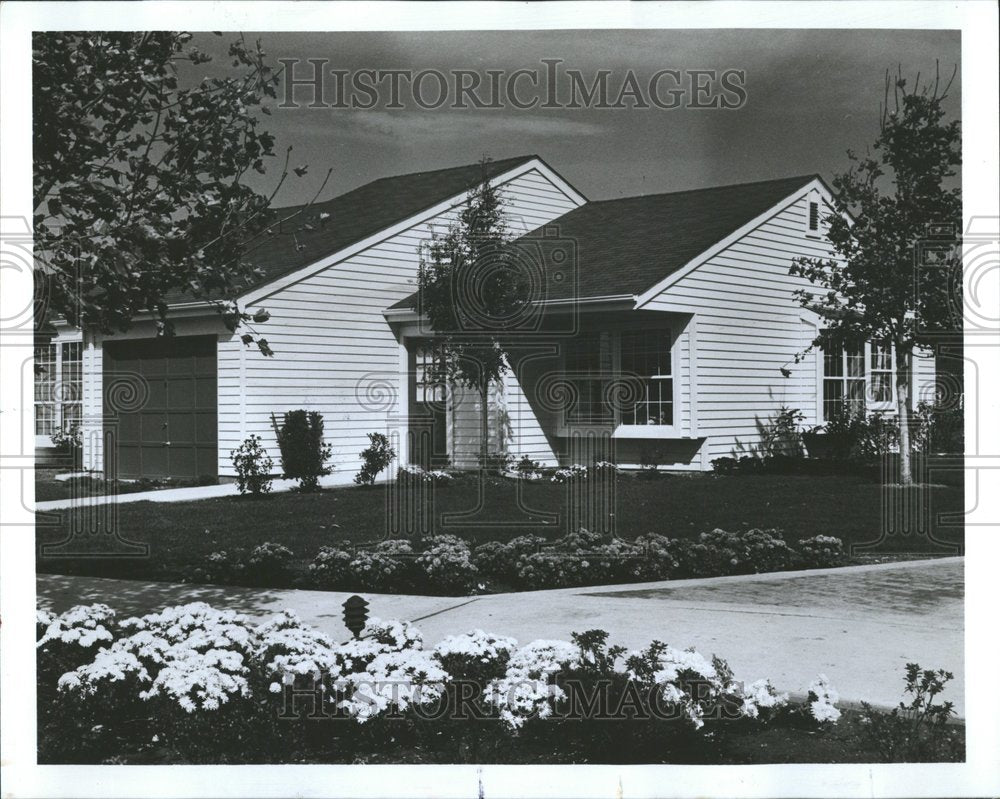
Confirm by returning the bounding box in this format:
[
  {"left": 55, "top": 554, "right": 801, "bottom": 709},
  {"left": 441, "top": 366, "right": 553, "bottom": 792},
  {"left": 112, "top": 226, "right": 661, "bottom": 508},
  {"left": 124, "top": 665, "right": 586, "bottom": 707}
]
[
  {"left": 564, "top": 332, "right": 612, "bottom": 424},
  {"left": 870, "top": 341, "right": 893, "bottom": 403},
  {"left": 561, "top": 328, "right": 673, "bottom": 428},
  {"left": 34, "top": 341, "right": 83, "bottom": 437},
  {"left": 414, "top": 343, "right": 446, "bottom": 404},
  {"left": 822, "top": 337, "right": 894, "bottom": 421},
  {"left": 34, "top": 343, "right": 57, "bottom": 435},
  {"left": 808, "top": 201, "right": 819, "bottom": 232},
  {"left": 620, "top": 329, "right": 673, "bottom": 426}
]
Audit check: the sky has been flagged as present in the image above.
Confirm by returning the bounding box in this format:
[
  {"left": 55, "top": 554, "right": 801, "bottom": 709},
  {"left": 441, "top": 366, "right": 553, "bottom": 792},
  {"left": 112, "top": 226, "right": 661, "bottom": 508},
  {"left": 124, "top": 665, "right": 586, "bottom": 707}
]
[{"left": 191, "top": 29, "right": 961, "bottom": 207}]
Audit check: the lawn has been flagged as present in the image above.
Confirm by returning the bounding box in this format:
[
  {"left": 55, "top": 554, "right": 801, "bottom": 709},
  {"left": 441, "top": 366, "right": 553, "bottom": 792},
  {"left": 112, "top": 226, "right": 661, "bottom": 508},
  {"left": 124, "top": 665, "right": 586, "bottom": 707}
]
[{"left": 36, "top": 472, "right": 964, "bottom": 585}]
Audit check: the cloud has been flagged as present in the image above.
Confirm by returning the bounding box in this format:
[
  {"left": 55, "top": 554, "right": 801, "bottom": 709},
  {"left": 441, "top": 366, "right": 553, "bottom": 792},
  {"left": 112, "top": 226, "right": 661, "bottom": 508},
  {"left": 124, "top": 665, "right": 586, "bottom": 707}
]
[{"left": 340, "top": 110, "right": 604, "bottom": 141}]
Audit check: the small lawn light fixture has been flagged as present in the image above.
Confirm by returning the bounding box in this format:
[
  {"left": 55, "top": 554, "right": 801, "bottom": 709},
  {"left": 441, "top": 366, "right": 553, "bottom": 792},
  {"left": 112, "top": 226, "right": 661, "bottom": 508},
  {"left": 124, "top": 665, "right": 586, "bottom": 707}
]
[{"left": 343, "top": 595, "right": 369, "bottom": 639}]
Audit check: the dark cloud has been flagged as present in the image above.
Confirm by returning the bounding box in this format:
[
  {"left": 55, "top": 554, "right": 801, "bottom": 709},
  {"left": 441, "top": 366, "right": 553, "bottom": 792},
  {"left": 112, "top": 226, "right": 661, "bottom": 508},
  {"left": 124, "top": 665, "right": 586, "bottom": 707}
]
[{"left": 192, "top": 29, "right": 960, "bottom": 206}]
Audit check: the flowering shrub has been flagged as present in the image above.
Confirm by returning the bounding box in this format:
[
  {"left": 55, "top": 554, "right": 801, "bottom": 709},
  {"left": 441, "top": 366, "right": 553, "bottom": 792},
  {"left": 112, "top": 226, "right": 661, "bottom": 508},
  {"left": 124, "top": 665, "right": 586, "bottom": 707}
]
[
  {"left": 245, "top": 542, "right": 295, "bottom": 585},
  {"left": 415, "top": 537, "right": 479, "bottom": 594},
  {"left": 432, "top": 630, "right": 518, "bottom": 683},
  {"left": 807, "top": 674, "right": 842, "bottom": 723},
  {"left": 39, "top": 603, "right": 855, "bottom": 764},
  {"left": 796, "top": 535, "right": 848, "bottom": 568},
  {"left": 397, "top": 465, "right": 453, "bottom": 484},
  {"left": 672, "top": 528, "right": 796, "bottom": 577},
  {"left": 550, "top": 464, "right": 588, "bottom": 483},
  {"left": 308, "top": 544, "right": 354, "bottom": 588},
  {"left": 486, "top": 638, "right": 581, "bottom": 728}
]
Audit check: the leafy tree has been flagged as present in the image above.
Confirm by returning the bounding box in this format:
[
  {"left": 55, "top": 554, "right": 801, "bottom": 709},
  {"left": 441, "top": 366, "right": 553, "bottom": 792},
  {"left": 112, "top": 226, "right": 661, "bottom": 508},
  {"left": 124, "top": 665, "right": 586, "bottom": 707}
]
[
  {"left": 416, "top": 159, "right": 528, "bottom": 469},
  {"left": 791, "top": 67, "right": 961, "bottom": 484},
  {"left": 33, "top": 32, "right": 326, "bottom": 354}
]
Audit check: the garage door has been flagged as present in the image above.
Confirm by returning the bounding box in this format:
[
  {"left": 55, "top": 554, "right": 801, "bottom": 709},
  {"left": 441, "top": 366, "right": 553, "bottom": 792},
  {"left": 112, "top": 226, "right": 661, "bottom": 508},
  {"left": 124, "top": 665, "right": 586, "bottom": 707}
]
[{"left": 103, "top": 335, "right": 217, "bottom": 479}]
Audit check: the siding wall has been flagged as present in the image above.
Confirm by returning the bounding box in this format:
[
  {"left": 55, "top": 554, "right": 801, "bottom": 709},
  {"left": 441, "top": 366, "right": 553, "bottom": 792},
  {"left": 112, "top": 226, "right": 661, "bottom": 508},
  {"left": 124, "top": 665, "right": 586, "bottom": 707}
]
[
  {"left": 643, "top": 192, "right": 936, "bottom": 465},
  {"left": 226, "top": 167, "right": 582, "bottom": 477}
]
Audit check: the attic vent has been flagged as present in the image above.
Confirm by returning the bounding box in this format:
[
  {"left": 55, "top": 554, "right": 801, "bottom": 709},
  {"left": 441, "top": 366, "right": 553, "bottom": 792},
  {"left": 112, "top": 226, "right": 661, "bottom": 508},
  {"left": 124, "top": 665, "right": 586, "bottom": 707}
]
[{"left": 808, "top": 201, "right": 819, "bottom": 232}]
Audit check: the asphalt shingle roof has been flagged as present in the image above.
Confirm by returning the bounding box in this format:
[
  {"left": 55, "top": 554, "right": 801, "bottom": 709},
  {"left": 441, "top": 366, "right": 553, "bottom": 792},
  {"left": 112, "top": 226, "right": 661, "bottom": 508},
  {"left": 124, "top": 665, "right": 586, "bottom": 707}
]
[
  {"left": 388, "top": 173, "right": 820, "bottom": 310},
  {"left": 166, "top": 155, "right": 539, "bottom": 303}
]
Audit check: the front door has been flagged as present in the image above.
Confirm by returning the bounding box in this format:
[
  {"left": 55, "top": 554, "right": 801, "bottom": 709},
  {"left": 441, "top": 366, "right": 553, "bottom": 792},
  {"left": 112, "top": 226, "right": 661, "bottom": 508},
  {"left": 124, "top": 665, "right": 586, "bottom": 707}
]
[{"left": 410, "top": 342, "right": 448, "bottom": 468}]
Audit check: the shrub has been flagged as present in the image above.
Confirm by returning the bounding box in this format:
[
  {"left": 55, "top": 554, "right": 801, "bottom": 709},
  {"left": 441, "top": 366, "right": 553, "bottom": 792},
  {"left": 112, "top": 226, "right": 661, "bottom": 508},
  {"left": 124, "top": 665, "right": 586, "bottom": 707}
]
[
  {"left": 796, "top": 535, "right": 848, "bottom": 568},
  {"left": 634, "top": 533, "right": 681, "bottom": 580},
  {"left": 245, "top": 542, "right": 295, "bottom": 585},
  {"left": 308, "top": 544, "right": 354, "bottom": 588},
  {"left": 913, "top": 400, "right": 964, "bottom": 454},
  {"left": 275, "top": 410, "right": 333, "bottom": 491},
  {"left": 51, "top": 423, "right": 83, "bottom": 452},
  {"left": 672, "top": 528, "right": 796, "bottom": 577},
  {"left": 758, "top": 406, "right": 805, "bottom": 458},
  {"left": 397, "top": 464, "right": 453, "bottom": 485},
  {"left": 550, "top": 464, "right": 587, "bottom": 483},
  {"left": 348, "top": 541, "right": 413, "bottom": 591},
  {"left": 415, "top": 538, "right": 479, "bottom": 594},
  {"left": 40, "top": 602, "right": 861, "bottom": 765},
  {"left": 515, "top": 455, "right": 541, "bottom": 478},
  {"left": 355, "top": 432, "right": 396, "bottom": 486},
  {"left": 472, "top": 541, "right": 510, "bottom": 580},
  {"left": 433, "top": 629, "right": 517, "bottom": 683},
  {"left": 230, "top": 435, "right": 274, "bottom": 496},
  {"left": 858, "top": 663, "right": 960, "bottom": 761},
  {"left": 819, "top": 406, "right": 899, "bottom": 459}
]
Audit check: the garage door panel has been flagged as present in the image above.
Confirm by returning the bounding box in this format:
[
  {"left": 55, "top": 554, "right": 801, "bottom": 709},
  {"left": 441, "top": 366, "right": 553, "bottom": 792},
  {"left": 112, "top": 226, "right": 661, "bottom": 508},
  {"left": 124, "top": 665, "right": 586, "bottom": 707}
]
[
  {"left": 145, "top": 379, "right": 169, "bottom": 407},
  {"left": 168, "top": 379, "right": 197, "bottom": 409},
  {"left": 196, "top": 377, "right": 217, "bottom": 406},
  {"left": 104, "top": 335, "right": 217, "bottom": 479}
]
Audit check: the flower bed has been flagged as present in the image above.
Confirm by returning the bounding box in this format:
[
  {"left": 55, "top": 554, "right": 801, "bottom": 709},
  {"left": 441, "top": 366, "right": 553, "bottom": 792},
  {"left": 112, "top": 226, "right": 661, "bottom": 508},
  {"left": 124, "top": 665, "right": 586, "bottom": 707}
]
[
  {"left": 38, "top": 601, "right": 848, "bottom": 765},
  {"left": 196, "top": 527, "right": 849, "bottom": 596}
]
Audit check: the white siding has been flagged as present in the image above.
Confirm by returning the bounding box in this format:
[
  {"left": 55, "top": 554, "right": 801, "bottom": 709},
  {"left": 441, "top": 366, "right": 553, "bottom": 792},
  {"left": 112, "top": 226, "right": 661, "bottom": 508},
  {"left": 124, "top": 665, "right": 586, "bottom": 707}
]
[
  {"left": 643, "top": 193, "right": 935, "bottom": 465},
  {"left": 227, "top": 167, "right": 582, "bottom": 477}
]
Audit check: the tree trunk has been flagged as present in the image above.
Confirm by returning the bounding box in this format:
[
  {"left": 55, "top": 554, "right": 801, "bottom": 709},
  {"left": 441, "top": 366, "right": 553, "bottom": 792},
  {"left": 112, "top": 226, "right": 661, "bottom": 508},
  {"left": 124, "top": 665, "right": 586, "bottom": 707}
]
[
  {"left": 895, "top": 344, "right": 914, "bottom": 485},
  {"left": 479, "top": 378, "right": 490, "bottom": 471}
]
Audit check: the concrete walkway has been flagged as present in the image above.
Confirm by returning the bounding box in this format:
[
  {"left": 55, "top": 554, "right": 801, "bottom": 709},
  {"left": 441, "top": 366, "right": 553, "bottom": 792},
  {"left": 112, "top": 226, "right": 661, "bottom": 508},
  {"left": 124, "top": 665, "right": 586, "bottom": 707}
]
[
  {"left": 35, "top": 470, "right": 367, "bottom": 511},
  {"left": 36, "top": 557, "right": 965, "bottom": 715}
]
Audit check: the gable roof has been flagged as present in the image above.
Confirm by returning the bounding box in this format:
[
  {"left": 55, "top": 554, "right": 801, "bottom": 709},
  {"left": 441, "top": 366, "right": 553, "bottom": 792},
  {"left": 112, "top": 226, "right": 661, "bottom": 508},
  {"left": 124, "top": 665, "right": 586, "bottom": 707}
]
[
  {"left": 165, "top": 155, "right": 544, "bottom": 304},
  {"left": 387, "top": 173, "right": 822, "bottom": 311}
]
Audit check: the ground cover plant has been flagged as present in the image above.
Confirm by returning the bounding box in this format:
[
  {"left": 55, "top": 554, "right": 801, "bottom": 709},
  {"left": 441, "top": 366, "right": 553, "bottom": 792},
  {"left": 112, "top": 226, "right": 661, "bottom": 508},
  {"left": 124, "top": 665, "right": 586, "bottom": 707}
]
[
  {"left": 36, "top": 469, "right": 963, "bottom": 591},
  {"left": 37, "top": 601, "right": 963, "bottom": 765}
]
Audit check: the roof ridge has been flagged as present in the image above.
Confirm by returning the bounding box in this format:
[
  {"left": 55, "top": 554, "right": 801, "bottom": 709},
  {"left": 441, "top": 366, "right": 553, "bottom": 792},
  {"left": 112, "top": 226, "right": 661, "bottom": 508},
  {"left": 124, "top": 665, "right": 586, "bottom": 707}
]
[
  {"left": 363, "top": 153, "right": 538, "bottom": 186},
  {"left": 269, "top": 154, "right": 539, "bottom": 213},
  {"left": 588, "top": 173, "right": 821, "bottom": 205}
]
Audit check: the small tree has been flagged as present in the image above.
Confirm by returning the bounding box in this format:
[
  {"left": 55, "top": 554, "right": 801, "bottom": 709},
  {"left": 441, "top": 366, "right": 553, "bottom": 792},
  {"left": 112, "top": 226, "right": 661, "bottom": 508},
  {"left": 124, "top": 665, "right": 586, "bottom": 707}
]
[
  {"left": 355, "top": 432, "right": 396, "bottom": 486},
  {"left": 275, "top": 410, "right": 332, "bottom": 491},
  {"left": 791, "top": 67, "right": 961, "bottom": 484},
  {"left": 416, "top": 159, "right": 528, "bottom": 469},
  {"left": 230, "top": 434, "right": 273, "bottom": 497}
]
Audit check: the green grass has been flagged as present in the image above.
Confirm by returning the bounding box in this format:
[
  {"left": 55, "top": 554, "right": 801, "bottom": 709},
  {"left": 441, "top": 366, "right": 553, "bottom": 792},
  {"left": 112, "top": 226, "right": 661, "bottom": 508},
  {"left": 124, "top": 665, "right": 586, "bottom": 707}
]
[{"left": 36, "top": 472, "right": 964, "bottom": 585}]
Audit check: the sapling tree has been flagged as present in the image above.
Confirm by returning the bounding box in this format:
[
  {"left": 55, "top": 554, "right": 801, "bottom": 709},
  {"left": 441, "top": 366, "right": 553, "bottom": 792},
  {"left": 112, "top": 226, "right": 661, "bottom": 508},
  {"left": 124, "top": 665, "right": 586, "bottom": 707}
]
[
  {"left": 790, "top": 67, "right": 961, "bottom": 484},
  {"left": 33, "top": 32, "right": 330, "bottom": 354},
  {"left": 416, "top": 159, "right": 528, "bottom": 469}
]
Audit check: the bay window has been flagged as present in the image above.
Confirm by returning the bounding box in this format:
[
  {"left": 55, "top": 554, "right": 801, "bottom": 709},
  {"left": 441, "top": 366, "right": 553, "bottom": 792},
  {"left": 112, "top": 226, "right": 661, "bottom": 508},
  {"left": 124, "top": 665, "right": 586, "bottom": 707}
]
[{"left": 562, "top": 327, "right": 674, "bottom": 430}]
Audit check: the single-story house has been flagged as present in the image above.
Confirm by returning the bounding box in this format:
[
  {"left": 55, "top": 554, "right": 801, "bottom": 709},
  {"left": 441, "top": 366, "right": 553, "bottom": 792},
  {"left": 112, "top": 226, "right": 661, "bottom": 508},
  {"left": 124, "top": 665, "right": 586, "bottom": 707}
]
[{"left": 37, "top": 154, "right": 937, "bottom": 479}]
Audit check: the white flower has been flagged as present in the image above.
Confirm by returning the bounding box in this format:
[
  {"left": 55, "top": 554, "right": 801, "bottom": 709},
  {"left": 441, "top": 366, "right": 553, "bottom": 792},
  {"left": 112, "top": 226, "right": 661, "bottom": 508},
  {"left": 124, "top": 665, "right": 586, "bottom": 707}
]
[
  {"left": 433, "top": 630, "right": 517, "bottom": 662},
  {"left": 807, "top": 674, "right": 841, "bottom": 723}
]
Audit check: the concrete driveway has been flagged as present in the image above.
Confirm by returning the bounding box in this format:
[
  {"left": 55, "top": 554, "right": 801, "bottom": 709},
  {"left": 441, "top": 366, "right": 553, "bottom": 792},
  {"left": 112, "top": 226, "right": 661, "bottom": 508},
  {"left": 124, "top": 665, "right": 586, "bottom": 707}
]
[{"left": 36, "top": 556, "right": 964, "bottom": 715}]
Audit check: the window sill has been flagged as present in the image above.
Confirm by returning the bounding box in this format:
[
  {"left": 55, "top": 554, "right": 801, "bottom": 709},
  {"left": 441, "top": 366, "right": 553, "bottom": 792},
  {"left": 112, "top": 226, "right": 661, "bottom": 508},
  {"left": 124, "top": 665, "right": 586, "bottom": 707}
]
[{"left": 612, "top": 425, "right": 684, "bottom": 440}]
